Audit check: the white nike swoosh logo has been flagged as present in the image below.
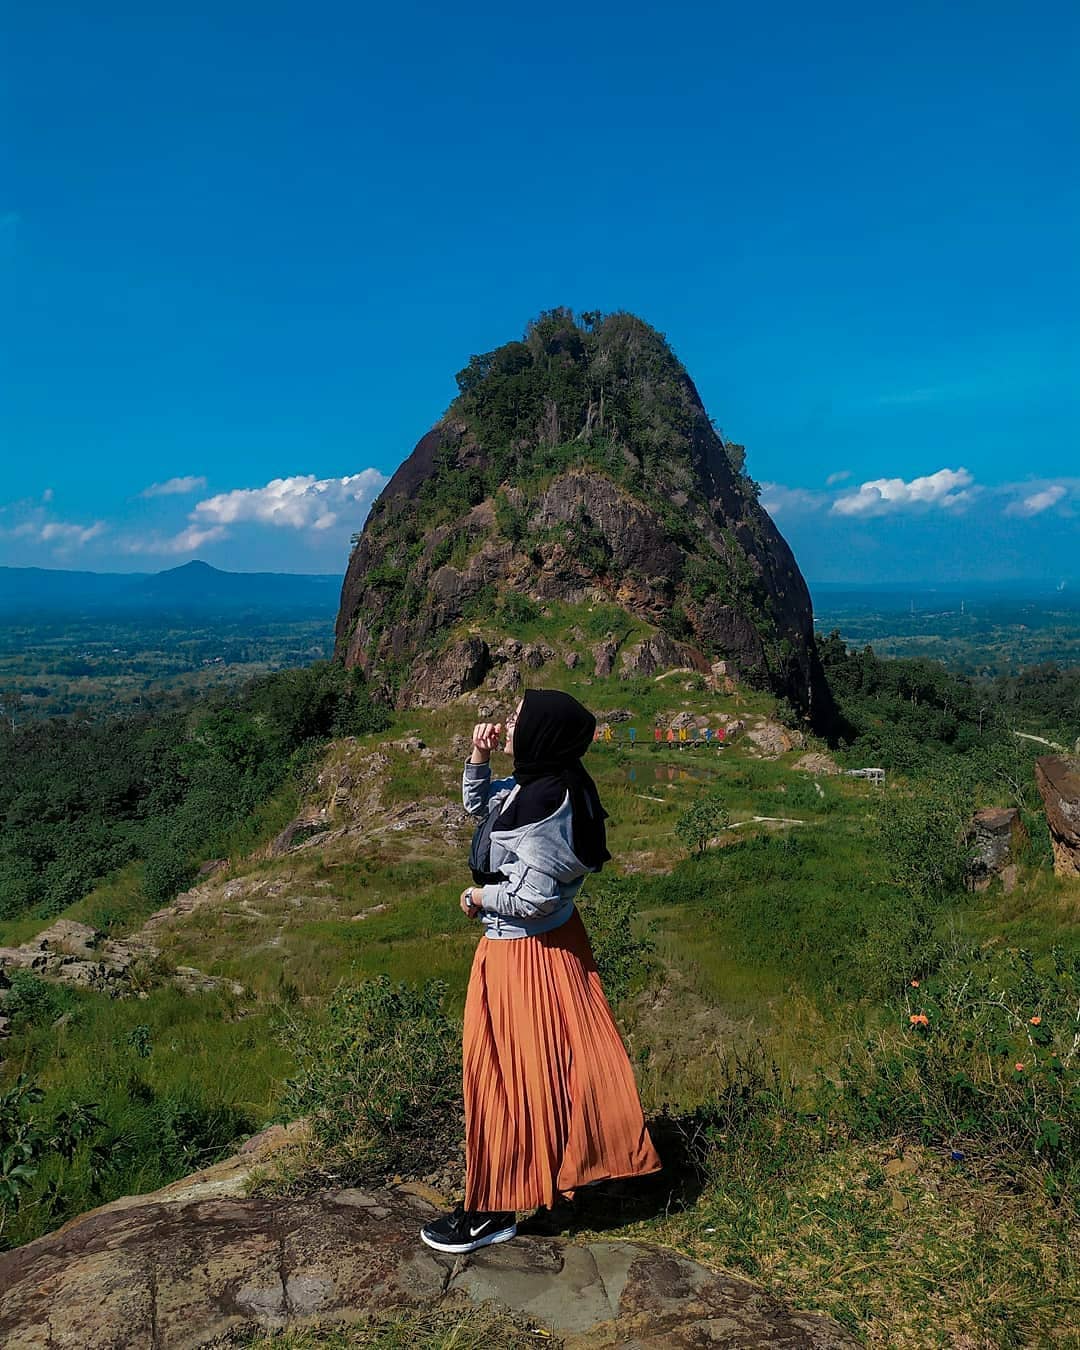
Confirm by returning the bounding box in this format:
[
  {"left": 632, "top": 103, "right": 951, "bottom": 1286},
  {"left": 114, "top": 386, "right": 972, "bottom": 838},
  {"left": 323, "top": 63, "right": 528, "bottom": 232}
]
[{"left": 469, "top": 1221, "right": 492, "bottom": 1237}]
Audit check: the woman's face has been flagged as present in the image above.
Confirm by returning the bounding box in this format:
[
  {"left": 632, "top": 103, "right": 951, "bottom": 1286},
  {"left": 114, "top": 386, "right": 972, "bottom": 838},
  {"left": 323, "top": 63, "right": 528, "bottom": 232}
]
[{"left": 505, "top": 698, "right": 524, "bottom": 756}]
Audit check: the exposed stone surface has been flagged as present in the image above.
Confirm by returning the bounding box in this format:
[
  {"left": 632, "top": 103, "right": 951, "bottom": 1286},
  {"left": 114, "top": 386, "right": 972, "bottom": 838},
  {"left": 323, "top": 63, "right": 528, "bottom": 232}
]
[
  {"left": 0, "top": 1178, "right": 859, "bottom": 1350},
  {"left": 1035, "top": 756, "right": 1080, "bottom": 878},
  {"left": 743, "top": 721, "right": 805, "bottom": 759},
  {"left": 563, "top": 650, "right": 580, "bottom": 669},
  {"left": 592, "top": 639, "right": 618, "bottom": 678},
  {"left": 0, "top": 922, "right": 154, "bottom": 992},
  {"left": 488, "top": 662, "right": 522, "bottom": 694},
  {"left": 267, "top": 817, "right": 332, "bottom": 858},
  {"left": 620, "top": 633, "right": 684, "bottom": 678},
  {"left": 0, "top": 918, "right": 234, "bottom": 1002},
  {"left": 965, "top": 807, "right": 1028, "bottom": 890},
  {"left": 400, "top": 637, "right": 491, "bottom": 708}
]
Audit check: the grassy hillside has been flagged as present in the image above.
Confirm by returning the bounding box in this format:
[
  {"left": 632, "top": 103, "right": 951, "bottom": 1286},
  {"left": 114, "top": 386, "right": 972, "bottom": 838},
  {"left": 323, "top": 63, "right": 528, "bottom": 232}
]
[{"left": 2, "top": 655, "right": 1078, "bottom": 1344}]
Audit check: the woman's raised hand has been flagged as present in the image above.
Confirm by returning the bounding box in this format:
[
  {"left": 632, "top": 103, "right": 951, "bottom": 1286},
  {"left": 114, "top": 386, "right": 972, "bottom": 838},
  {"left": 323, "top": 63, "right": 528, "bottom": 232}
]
[{"left": 470, "top": 722, "right": 503, "bottom": 764}]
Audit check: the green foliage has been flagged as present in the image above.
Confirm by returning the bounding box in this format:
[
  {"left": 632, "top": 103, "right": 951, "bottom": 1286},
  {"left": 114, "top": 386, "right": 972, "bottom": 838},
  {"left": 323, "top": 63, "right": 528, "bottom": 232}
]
[
  {"left": 2, "top": 970, "right": 77, "bottom": 1031},
  {"left": 1, "top": 1076, "right": 103, "bottom": 1231},
  {"left": 578, "top": 875, "right": 655, "bottom": 1005},
  {"left": 281, "top": 977, "right": 462, "bottom": 1179},
  {"left": 0, "top": 661, "right": 390, "bottom": 925},
  {"left": 675, "top": 794, "right": 731, "bottom": 854},
  {"left": 819, "top": 631, "right": 997, "bottom": 772},
  {"left": 820, "top": 941, "right": 1080, "bottom": 1174},
  {"left": 496, "top": 591, "right": 541, "bottom": 627},
  {"left": 873, "top": 767, "right": 976, "bottom": 901}
]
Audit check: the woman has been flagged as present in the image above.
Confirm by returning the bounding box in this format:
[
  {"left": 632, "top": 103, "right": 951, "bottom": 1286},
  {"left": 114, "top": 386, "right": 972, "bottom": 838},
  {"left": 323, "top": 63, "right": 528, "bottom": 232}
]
[{"left": 420, "top": 688, "right": 662, "bottom": 1255}]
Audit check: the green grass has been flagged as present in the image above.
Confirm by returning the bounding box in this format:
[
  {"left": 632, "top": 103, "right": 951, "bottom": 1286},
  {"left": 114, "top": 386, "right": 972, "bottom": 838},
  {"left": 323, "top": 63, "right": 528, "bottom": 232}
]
[{"left": 4, "top": 663, "right": 1079, "bottom": 1345}]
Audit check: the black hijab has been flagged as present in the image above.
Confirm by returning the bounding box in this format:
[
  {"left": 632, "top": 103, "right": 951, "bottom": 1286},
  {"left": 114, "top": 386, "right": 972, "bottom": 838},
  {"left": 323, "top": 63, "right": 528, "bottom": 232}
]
[{"left": 494, "top": 689, "right": 611, "bottom": 870}]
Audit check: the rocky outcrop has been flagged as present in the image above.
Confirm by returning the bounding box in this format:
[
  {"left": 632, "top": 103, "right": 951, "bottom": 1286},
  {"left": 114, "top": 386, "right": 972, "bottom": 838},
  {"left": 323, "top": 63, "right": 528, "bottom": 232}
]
[
  {"left": 333, "top": 311, "right": 833, "bottom": 727},
  {"left": 1035, "top": 756, "right": 1080, "bottom": 878},
  {"left": 743, "top": 720, "right": 806, "bottom": 759},
  {"left": 0, "top": 919, "right": 240, "bottom": 1001},
  {"left": 400, "top": 636, "right": 491, "bottom": 708},
  {"left": 0, "top": 1170, "right": 859, "bottom": 1349},
  {"left": 0, "top": 920, "right": 155, "bottom": 994},
  {"left": 965, "top": 807, "right": 1028, "bottom": 890},
  {"left": 592, "top": 638, "right": 618, "bottom": 677}
]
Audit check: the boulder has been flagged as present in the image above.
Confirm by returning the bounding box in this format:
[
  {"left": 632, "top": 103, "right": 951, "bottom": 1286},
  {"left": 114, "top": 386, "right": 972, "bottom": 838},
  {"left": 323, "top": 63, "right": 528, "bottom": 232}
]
[
  {"left": 1034, "top": 756, "right": 1080, "bottom": 878},
  {"left": 744, "top": 721, "right": 804, "bottom": 759},
  {"left": 619, "top": 632, "right": 683, "bottom": 678},
  {"left": 965, "top": 807, "right": 1028, "bottom": 890},
  {"left": 33, "top": 920, "right": 100, "bottom": 958},
  {"left": 563, "top": 650, "right": 580, "bottom": 670},
  {"left": 522, "top": 642, "right": 554, "bottom": 669},
  {"left": 401, "top": 637, "right": 492, "bottom": 707},
  {"left": 592, "top": 639, "right": 618, "bottom": 678},
  {"left": 489, "top": 662, "right": 522, "bottom": 694},
  {"left": 0, "top": 1182, "right": 859, "bottom": 1349}
]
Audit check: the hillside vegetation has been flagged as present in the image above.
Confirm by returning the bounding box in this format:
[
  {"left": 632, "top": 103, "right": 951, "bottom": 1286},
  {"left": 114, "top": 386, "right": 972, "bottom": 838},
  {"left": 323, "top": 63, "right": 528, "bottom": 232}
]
[{"left": 2, "top": 641, "right": 1077, "bottom": 1345}]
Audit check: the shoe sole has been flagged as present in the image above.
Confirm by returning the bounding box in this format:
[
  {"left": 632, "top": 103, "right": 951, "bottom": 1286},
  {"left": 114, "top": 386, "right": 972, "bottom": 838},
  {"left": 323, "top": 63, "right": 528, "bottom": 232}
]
[{"left": 419, "top": 1224, "right": 517, "bottom": 1254}]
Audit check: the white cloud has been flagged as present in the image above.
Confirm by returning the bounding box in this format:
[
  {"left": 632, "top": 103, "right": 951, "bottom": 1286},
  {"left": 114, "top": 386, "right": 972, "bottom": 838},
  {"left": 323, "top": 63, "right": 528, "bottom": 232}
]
[
  {"left": 1004, "top": 484, "right": 1068, "bottom": 518},
  {"left": 121, "top": 524, "right": 229, "bottom": 555},
  {"left": 0, "top": 512, "right": 107, "bottom": 549},
  {"left": 825, "top": 470, "right": 851, "bottom": 486},
  {"left": 140, "top": 475, "right": 208, "bottom": 498},
  {"left": 192, "top": 470, "right": 387, "bottom": 532},
  {"left": 116, "top": 468, "right": 388, "bottom": 557},
  {"left": 760, "top": 483, "right": 827, "bottom": 517},
  {"left": 831, "top": 468, "right": 976, "bottom": 517},
  {"left": 42, "top": 487, "right": 54, "bottom": 502}
]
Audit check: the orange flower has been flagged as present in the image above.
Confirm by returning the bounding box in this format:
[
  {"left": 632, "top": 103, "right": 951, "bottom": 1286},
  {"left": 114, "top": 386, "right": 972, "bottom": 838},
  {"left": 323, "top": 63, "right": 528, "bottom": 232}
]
[
  {"left": 1015, "top": 1062, "right": 1025, "bottom": 1072},
  {"left": 1030, "top": 1016, "right": 1041, "bottom": 1025},
  {"left": 909, "top": 1013, "right": 929, "bottom": 1026},
  {"left": 910, "top": 980, "right": 920, "bottom": 987}
]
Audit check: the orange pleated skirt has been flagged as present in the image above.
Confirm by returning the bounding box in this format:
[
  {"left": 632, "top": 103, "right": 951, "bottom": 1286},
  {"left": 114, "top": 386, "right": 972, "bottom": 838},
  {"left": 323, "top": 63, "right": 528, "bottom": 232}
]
[{"left": 462, "top": 907, "right": 662, "bottom": 1213}]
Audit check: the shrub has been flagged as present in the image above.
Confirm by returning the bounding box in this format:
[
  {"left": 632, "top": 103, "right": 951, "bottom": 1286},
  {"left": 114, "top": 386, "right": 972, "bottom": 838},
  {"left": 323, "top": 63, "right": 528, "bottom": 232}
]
[
  {"left": 675, "top": 794, "right": 730, "bottom": 854},
  {"left": 818, "top": 941, "right": 1080, "bottom": 1176},
  {"left": 578, "top": 874, "right": 656, "bottom": 1006},
  {"left": 3, "top": 971, "right": 76, "bottom": 1031},
  {"left": 497, "top": 591, "right": 541, "bottom": 627},
  {"left": 873, "top": 766, "right": 975, "bottom": 901},
  {"left": 142, "top": 841, "right": 198, "bottom": 905},
  {"left": 280, "top": 977, "right": 462, "bottom": 1180}
]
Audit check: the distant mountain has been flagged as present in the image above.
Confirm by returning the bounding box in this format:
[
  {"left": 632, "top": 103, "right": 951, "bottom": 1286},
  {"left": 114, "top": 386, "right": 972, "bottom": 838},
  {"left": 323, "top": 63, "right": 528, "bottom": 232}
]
[{"left": 0, "top": 561, "right": 342, "bottom": 616}]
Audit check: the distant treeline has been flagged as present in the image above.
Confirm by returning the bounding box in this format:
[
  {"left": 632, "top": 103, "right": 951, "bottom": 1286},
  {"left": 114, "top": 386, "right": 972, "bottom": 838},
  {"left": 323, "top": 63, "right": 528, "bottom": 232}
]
[
  {"left": 0, "top": 663, "right": 389, "bottom": 925},
  {"left": 819, "top": 630, "right": 1079, "bottom": 772}
]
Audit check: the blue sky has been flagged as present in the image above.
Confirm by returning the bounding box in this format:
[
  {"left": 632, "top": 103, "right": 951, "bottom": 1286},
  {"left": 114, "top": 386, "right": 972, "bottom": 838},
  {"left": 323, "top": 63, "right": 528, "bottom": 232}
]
[{"left": 3, "top": 0, "right": 1077, "bottom": 582}]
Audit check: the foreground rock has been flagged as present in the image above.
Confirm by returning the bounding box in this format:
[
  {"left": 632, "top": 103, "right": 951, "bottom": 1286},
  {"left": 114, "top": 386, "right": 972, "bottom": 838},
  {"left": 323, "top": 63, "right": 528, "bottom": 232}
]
[
  {"left": 0, "top": 1176, "right": 858, "bottom": 1349},
  {"left": 1034, "top": 755, "right": 1080, "bottom": 878}
]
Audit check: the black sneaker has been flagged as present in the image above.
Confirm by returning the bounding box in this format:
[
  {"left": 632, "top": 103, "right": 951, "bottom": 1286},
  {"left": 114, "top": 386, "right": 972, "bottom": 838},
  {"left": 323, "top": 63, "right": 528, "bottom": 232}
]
[{"left": 419, "top": 1204, "right": 517, "bottom": 1254}]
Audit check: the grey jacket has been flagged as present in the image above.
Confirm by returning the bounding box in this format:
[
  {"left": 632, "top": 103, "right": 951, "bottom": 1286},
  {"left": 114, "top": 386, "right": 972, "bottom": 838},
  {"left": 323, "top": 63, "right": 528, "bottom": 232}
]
[{"left": 462, "top": 761, "right": 592, "bottom": 939}]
